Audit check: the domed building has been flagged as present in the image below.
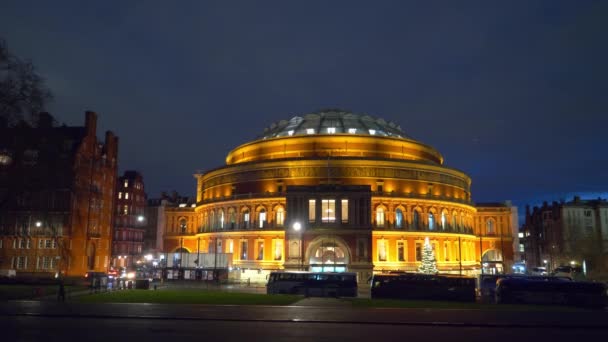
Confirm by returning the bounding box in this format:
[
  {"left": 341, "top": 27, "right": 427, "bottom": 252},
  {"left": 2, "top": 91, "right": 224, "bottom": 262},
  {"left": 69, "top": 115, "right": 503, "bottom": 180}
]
[{"left": 162, "top": 110, "right": 518, "bottom": 283}]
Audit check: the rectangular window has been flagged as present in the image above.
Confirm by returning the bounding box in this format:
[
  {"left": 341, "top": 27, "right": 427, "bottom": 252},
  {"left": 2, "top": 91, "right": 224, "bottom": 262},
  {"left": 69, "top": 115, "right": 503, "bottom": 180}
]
[
  {"left": 519, "top": 244, "right": 525, "bottom": 253},
  {"left": 397, "top": 241, "right": 405, "bottom": 261},
  {"left": 341, "top": 199, "right": 348, "bottom": 223},
  {"left": 118, "top": 192, "right": 122, "bottom": 199},
  {"left": 19, "top": 239, "right": 26, "bottom": 249},
  {"left": 123, "top": 205, "right": 128, "bottom": 215},
  {"left": 125, "top": 193, "right": 129, "bottom": 200},
  {"left": 240, "top": 241, "right": 248, "bottom": 260},
  {"left": 274, "top": 240, "right": 283, "bottom": 261},
  {"left": 227, "top": 239, "right": 234, "bottom": 253},
  {"left": 378, "top": 240, "right": 387, "bottom": 261},
  {"left": 444, "top": 241, "right": 450, "bottom": 261},
  {"left": 415, "top": 242, "right": 422, "bottom": 261},
  {"left": 124, "top": 180, "right": 128, "bottom": 188},
  {"left": 308, "top": 199, "right": 316, "bottom": 223},
  {"left": 38, "top": 239, "right": 44, "bottom": 249},
  {"left": 322, "top": 199, "right": 336, "bottom": 223},
  {"left": 257, "top": 241, "right": 264, "bottom": 260}
]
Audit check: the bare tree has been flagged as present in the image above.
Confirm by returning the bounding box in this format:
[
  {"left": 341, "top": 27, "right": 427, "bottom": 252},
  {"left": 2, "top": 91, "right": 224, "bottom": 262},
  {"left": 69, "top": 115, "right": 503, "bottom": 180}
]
[{"left": 0, "top": 38, "right": 53, "bottom": 125}]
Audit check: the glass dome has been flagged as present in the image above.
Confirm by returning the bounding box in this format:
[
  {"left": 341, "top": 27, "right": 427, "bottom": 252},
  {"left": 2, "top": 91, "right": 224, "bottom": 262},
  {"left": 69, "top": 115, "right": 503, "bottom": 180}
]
[{"left": 259, "top": 110, "right": 408, "bottom": 139}]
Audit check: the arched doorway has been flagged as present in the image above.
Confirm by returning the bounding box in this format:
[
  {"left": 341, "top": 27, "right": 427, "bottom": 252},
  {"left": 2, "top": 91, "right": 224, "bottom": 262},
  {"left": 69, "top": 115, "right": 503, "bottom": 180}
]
[
  {"left": 482, "top": 249, "right": 503, "bottom": 274},
  {"left": 306, "top": 236, "right": 351, "bottom": 273}
]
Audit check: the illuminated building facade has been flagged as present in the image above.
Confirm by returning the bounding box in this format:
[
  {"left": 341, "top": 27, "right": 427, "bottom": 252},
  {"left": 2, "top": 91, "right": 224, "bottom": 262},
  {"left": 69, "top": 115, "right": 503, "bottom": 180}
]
[
  {"left": 162, "top": 110, "right": 517, "bottom": 282},
  {"left": 0, "top": 111, "right": 118, "bottom": 277},
  {"left": 112, "top": 170, "right": 147, "bottom": 269}
]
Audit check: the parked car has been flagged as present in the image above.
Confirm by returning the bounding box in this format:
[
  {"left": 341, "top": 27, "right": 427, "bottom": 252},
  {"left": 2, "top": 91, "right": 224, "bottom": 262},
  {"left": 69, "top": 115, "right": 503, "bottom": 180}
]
[
  {"left": 551, "top": 266, "right": 583, "bottom": 280},
  {"left": 529, "top": 267, "right": 547, "bottom": 276}
]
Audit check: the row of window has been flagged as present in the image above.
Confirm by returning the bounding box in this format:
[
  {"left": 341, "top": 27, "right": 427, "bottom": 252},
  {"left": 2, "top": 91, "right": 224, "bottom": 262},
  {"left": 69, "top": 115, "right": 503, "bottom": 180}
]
[
  {"left": 376, "top": 240, "right": 476, "bottom": 262},
  {"left": 122, "top": 180, "right": 143, "bottom": 190},
  {"left": 1, "top": 239, "right": 57, "bottom": 249},
  {"left": 10, "top": 256, "right": 57, "bottom": 270},
  {"left": 308, "top": 199, "right": 349, "bottom": 223},
  {"left": 117, "top": 192, "right": 144, "bottom": 201}
]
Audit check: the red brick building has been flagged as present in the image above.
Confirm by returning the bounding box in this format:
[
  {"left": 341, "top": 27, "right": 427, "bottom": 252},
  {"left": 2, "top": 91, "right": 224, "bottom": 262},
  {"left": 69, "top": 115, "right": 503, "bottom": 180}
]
[
  {"left": 0, "top": 111, "right": 118, "bottom": 277},
  {"left": 112, "top": 171, "right": 147, "bottom": 269}
]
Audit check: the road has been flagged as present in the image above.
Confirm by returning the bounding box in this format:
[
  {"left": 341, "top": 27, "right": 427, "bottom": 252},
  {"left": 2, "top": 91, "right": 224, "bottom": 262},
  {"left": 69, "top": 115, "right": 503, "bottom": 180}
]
[{"left": 3, "top": 300, "right": 608, "bottom": 341}]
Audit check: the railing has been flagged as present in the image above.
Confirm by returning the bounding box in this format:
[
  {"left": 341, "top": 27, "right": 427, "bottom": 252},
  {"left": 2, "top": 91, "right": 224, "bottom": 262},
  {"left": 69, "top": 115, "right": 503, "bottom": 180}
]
[
  {"left": 197, "top": 221, "right": 285, "bottom": 233},
  {"left": 198, "top": 191, "right": 473, "bottom": 205},
  {"left": 373, "top": 222, "right": 476, "bottom": 235},
  {"left": 371, "top": 191, "right": 473, "bottom": 205}
]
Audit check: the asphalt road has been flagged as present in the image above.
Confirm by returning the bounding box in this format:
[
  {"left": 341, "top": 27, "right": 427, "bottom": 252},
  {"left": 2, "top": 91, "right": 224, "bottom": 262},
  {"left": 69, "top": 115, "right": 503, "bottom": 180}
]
[{"left": 3, "top": 300, "right": 608, "bottom": 341}]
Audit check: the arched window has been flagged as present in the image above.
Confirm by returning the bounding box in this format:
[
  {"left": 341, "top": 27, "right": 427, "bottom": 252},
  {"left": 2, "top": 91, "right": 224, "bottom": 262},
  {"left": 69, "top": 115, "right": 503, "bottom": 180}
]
[
  {"left": 428, "top": 212, "right": 435, "bottom": 230},
  {"left": 441, "top": 212, "right": 446, "bottom": 229},
  {"left": 275, "top": 207, "right": 285, "bottom": 227},
  {"left": 243, "top": 209, "right": 250, "bottom": 228},
  {"left": 486, "top": 219, "right": 495, "bottom": 235},
  {"left": 259, "top": 209, "right": 266, "bottom": 228},
  {"left": 413, "top": 210, "right": 420, "bottom": 229},
  {"left": 210, "top": 211, "right": 215, "bottom": 229},
  {"left": 376, "top": 207, "right": 385, "bottom": 227},
  {"left": 229, "top": 208, "right": 236, "bottom": 229},
  {"left": 452, "top": 215, "right": 457, "bottom": 229},
  {"left": 219, "top": 210, "right": 225, "bottom": 229},
  {"left": 179, "top": 218, "right": 187, "bottom": 234},
  {"left": 395, "top": 208, "right": 403, "bottom": 228}
]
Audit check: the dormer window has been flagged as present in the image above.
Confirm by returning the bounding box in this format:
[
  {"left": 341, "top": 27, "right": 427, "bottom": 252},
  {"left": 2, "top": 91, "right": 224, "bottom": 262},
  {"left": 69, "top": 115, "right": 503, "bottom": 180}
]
[
  {"left": 306, "top": 128, "right": 315, "bottom": 135},
  {"left": 327, "top": 127, "right": 336, "bottom": 134},
  {"left": 368, "top": 129, "right": 376, "bottom": 135},
  {"left": 348, "top": 128, "right": 357, "bottom": 134},
  {"left": 287, "top": 130, "right": 294, "bottom": 136}
]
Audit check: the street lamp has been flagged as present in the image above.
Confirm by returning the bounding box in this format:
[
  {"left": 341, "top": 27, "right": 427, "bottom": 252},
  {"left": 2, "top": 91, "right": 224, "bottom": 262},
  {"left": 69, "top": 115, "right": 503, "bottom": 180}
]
[
  {"left": 137, "top": 215, "right": 145, "bottom": 222},
  {"left": 35, "top": 221, "right": 42, "bottom": 227},
  {"left": 293, "top": 222, "right": 302, "bottom": 271}
]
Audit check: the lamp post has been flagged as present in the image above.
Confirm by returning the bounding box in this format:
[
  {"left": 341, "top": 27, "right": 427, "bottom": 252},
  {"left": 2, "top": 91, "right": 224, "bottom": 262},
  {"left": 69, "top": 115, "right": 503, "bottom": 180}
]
[{"left": 293, "top": 222, "right": 302, "bottom": 271}]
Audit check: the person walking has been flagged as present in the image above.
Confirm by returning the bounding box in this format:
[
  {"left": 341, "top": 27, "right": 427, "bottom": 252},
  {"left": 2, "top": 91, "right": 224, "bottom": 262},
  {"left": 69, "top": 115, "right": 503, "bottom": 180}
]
[{"left": 57, "top": 279, "right": 66, "bottom": 302}]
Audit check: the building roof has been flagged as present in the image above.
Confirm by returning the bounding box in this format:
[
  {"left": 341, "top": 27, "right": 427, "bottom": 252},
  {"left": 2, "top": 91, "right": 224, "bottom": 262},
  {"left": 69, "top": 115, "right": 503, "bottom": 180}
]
[{"left": 259, "top": 109, "right": 408, "bottom": 139}]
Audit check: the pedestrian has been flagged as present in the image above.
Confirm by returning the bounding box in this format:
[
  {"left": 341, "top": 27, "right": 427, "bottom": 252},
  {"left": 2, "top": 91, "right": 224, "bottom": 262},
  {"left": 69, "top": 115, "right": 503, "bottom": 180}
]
[{"left": 57, "top": 280, "right": 66, "bottom": 302}]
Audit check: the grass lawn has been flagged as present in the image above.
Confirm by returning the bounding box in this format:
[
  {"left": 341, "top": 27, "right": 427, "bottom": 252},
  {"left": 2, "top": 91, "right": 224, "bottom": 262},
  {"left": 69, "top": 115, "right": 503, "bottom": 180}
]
[
  {"left": 76, "top": 289, "right": 301, "bottom": 305},
  {"left": 347, "top": 298, "right": 588, "bottom": 311},
  {"left": 0, "top": 284, "right": 87, "bottom": 300}
]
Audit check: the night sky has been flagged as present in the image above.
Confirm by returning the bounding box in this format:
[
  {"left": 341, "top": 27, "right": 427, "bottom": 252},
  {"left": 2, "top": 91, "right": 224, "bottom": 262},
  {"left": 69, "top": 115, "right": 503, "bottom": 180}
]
[{"left": 2, "top": 0, "right": 607, "bottom": 220}]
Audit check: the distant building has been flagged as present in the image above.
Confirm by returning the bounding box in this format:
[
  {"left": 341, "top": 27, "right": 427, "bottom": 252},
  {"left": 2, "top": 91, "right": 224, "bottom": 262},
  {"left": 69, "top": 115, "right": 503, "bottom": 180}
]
[
  {"left": 112, "top": 171, "right": 147, "bottom": 269},
  {"left": 0, "top": 111, "right": 118, "bottom": 277},
  {"left": 143, "top": 192, "right": 194, "bottom": 255},
  {"left": 521, "top": 196, "right": 608, "bottom": 275}
]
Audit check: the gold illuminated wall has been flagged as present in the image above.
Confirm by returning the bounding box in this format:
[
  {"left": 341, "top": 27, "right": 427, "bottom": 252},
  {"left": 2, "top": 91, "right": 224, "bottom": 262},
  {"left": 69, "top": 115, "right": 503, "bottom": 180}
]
[{"left": 163, "top": 127, "right": 516, "bottom": 274}]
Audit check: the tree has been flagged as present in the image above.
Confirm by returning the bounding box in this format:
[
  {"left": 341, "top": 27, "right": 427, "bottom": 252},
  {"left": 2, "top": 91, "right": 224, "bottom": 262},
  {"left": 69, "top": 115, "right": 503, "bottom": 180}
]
[
  {"left": 418, "top": 237, "right": 438, "bottom": 274},
  {"left": 0, "top": 39, "right": 53, "bottom": 125}
]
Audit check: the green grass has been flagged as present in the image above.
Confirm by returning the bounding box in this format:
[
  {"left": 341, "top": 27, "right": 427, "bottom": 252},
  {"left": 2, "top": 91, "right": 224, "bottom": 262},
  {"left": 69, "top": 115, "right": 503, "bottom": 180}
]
[
  {"left": 76, "top": 289, "right": 301, "bottom": 305},
  {"left": 0, "top": 284, "right": 87, "bottom": 300},
  {"left": 346, "top": 298, "right": 589, "bottom": 311}
]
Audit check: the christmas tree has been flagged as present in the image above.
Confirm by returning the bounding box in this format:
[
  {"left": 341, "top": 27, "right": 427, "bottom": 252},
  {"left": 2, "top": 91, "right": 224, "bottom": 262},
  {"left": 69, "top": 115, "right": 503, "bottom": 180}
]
[{"left": 418, "top": 237, "right": 438, "bottom": 274}]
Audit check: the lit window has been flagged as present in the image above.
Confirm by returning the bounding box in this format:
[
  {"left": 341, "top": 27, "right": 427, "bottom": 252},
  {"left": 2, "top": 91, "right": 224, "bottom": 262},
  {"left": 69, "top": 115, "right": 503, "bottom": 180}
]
[
  {"left": 257, "top": 241, "right": 264, "bottom": 260},
  {"left": 322, "top": 199, "right": 335, "bottom": 223},
  {"left": 327, "top": 127, "right": 336, "bottom": 134},
  {"left": 486, "top": 220, "right": 495, "bottom": 234},
  {"left": 397, "top": 241, "right": 405, "bottom": 261},
  {"left": 306, "top": 128, "right": 315, "bottom": 134},
  {"left": 240, "top": 241, "right": 248, "bottom": 260},
  {"left": 275, "top": 207, "right": 285, "bottom": 227},
  {"left": 341, "top": 199, "right": 348, "bottom": 223},
  {"left": 518, "top": 232, "right": 524, "bottom": 238},
  {"left": 368, "top": 129, "right": 376, "bottom": 135},
  {"left": 274, "top": 240, "right": 283, "bottom": 260},
  {"left": 118, "top": 192, "right": 122, "bottom": 199},
  {"left": 308, "top": 199, "right": 316, "bottom": 223},
  {"left": 287, "top": 130, "right": 294, "bottom": 136},
  {"left": 376, "top": 207, "right": 385, "bottom": 227},
  {"left": 413, "top": 211, "right": 420, "bottom": 228},
  {"left": 377, "top": 240, "right": 387, "bottom": 261},
  {"left": 125, "top": 193, "right": 129, "bottom": 200},
  {"left": 123, "top": 205, "right": 128, "bottom": 215},
  {"left": 259, "top": 209, "right": 266, "bottom": 228},
  {"left": 429, "top": 213, "right": 435, "bottom": 230},
  {"left": 348, "top": 128, "right": 357, "bottom": 134},
  {"left": 441, "top": 212, "right": 446, "bottom": 229},
  {"left": 220, "top": 211, "right": 225, "bottom": 229},
  {"left": 395, "top": 208, "right": 403, "bottom": 228},
  {"left": 123, "top": 180, "right": 128, "bottom": 188}
]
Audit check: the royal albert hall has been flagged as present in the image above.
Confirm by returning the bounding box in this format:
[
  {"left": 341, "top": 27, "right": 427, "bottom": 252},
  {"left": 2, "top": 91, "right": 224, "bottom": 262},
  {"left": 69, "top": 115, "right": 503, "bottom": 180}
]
[{"left": 163, "top": 110, "right": 518, "bottom": 283}]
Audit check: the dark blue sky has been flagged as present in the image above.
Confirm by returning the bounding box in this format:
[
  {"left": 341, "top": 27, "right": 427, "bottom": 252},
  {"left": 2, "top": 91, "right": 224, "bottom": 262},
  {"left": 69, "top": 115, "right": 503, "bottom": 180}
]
[{"left": 1, "top": 0, "right": 607, "bottom": 217}]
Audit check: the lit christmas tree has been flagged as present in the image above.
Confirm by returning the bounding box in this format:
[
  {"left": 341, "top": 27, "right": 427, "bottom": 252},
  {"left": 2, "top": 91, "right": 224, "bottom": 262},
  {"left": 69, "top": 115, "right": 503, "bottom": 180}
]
[{"left": 418, "top": 237, "right": 438, "bottom": 274}]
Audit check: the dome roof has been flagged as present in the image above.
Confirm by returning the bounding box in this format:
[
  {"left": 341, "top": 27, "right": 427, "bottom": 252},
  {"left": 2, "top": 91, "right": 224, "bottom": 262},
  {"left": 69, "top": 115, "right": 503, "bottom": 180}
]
[{"left": 259, "top": 109, "right": 408, "bottom": 140}]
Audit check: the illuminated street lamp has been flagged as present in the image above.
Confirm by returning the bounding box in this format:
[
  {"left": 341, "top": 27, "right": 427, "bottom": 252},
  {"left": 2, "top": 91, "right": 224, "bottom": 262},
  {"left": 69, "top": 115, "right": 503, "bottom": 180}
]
[
  {"left": 137, "top": 215, "right": 145, "bottom": 222},
  {"left": 35, "top": 221, "right": 42, "bottom": 227}
]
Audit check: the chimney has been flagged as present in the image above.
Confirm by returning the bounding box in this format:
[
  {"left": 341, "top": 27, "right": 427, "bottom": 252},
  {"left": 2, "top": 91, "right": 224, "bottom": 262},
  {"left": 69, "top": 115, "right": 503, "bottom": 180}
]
[{"left": 85, "top": 111, "right": 97, "bottom": 137}]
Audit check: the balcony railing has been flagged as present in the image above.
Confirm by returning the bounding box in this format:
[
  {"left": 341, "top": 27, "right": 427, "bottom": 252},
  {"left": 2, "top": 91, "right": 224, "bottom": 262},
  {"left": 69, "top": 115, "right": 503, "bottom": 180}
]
[
  {"left": 197, "top": 221, "right": 285, "bottom": 233},
  {"left": 373, "top": 222, "right": 476, "bottom": 235}
]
